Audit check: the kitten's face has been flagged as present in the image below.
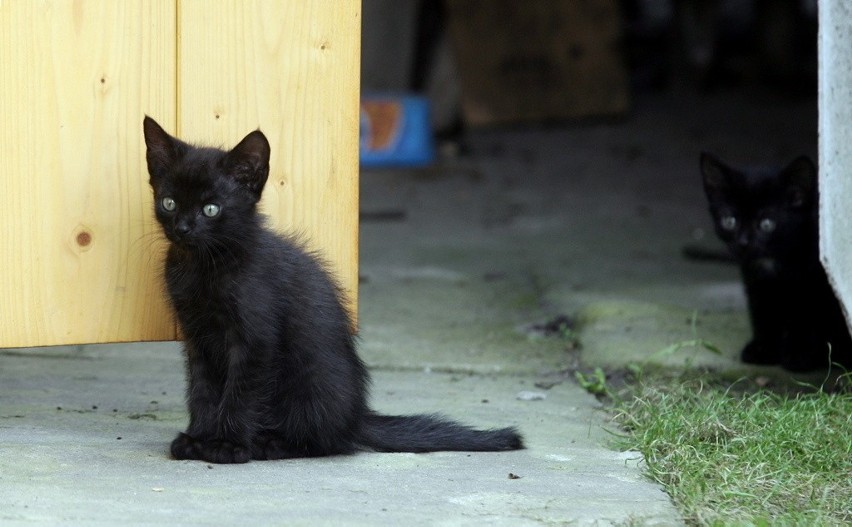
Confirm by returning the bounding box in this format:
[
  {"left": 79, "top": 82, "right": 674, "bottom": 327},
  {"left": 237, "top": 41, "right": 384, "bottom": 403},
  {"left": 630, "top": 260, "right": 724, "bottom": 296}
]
[
  {"left": 700, "top": 153, "right": 816, "bottom": 276},
  {"left": 150, "top": 151, "right": 248, "bottom": 247},
  {"left": 142, "top": 117, "right": 270, "bottom": 250}
]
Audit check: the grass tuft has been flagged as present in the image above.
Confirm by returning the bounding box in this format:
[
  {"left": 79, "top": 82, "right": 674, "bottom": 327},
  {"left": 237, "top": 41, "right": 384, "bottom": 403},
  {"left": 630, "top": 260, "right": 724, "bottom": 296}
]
[{"left": 611, "top": 376, "right": 852, "bottom": 526}]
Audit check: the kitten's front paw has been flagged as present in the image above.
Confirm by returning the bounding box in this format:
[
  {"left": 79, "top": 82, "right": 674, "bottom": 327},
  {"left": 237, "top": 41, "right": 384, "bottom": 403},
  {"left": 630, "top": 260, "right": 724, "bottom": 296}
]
[
  {"left": 171, "top": 433, "right": 250, "bottom": 463},
  {"left": 196, "top": 439, "right": 251, "bottom": 464},
  {"left": 170, "top": 432, "right": 201, "bottom": 460},
  {"left": 740, "top": 340, "right": 778, "bottom": 365},
  {"left": 781, "top": 353, "right": 823, "bottom": 372},
  {"left": 780, "top": 337, "right": 827, "bottom": 372},
  {"left": 252, "top": 432, "right": 298, "bottom": 460}
]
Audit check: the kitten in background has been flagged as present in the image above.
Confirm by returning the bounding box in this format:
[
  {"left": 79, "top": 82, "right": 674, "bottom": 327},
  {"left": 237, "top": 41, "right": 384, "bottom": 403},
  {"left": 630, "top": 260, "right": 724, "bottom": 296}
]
[{"left": 700, "top": 152, "right": 852, "bottom": 372}]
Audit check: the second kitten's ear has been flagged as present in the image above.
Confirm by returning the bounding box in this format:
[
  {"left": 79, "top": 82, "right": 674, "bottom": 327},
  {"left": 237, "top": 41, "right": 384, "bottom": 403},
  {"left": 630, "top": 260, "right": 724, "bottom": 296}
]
[
  {"left": 223, "top": 130, "right": 271, "bottom": 198},
  {"left": 701, "top": 152, "right": 733, "bottom": 204},
  {"left": 780, "top": 156, "right": 817, "bottom": 207},
  {"left": 143, "top": 116, "right": 185, "bottom": 185},
  {"left": 700, "top": 152, "right": 733, "bottom": 197}
]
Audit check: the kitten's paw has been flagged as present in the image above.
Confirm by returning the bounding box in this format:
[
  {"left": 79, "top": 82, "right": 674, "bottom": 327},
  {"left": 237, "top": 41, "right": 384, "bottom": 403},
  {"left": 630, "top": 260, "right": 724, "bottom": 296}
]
[
  {"left": 170, "top": 432, "right": 201, "bottom": 460},
  {"left": 252, "top": 432, "right": 299, "bottom": 460},
  {"left": 740, "top": 340, "right": 778, "bottom": 365},
  {"left": 171, "top": 433, "right": 251, "bottom": 463},
  {"left": 781, "top": 354, "right": 823, "bottom": 372},
  {"left": 196, "top": 439, "right": 251, "bottom": 464},
  {"left": 780, "top": 338, "right": 827, "bottom": 372}
]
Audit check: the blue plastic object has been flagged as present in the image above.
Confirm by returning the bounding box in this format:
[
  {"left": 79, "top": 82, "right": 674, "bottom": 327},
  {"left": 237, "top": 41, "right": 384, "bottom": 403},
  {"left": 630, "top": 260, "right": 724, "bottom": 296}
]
[{"left": 360, "top": 94, "right": 435, "bottom": 167}]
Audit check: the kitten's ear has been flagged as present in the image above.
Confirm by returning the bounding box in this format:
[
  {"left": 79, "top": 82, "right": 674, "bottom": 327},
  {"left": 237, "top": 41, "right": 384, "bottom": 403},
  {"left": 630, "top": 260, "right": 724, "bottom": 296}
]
[
  {"left": 223, "top": 130, "right": 271, "bottom": 198},
  {"left": 700, "top": 152, "right": 732, "bottom": 196},
  {"left": 143, "top": 116, "right": 185, "bottom": 185},
  {"left": 780, "top": 156, "right": 816, "bottom": 208}
]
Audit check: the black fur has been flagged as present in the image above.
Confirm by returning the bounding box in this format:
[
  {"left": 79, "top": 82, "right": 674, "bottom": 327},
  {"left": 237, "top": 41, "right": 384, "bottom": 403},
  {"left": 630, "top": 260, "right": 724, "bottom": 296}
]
[
  {"left": 142, "top": 116, "right": 522, "bottom": 463},
  {"left": 700, "top": 152, "right": 852, "bottom": 372}
]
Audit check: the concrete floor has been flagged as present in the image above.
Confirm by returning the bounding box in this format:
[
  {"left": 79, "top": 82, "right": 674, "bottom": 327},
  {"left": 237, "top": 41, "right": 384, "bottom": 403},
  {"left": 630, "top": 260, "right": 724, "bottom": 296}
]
[{"left": 0, "top": 89, "right": 816, "bottom": 525}]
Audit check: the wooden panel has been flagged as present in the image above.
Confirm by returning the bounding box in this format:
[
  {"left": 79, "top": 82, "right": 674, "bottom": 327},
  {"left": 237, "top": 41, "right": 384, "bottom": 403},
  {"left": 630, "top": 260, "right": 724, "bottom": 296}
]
[
  {"left": 177, "top": 0, "right": 362, "bottom": 320},
  {"left": 0, "top": 1, "right": 177, "bottom": 347}
]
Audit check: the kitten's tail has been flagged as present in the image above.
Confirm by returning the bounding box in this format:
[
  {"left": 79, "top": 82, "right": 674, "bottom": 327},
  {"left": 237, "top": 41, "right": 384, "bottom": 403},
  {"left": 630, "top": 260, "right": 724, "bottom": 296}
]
[{"left": 357, "top": 412, "right": 523, "bottom": 453}]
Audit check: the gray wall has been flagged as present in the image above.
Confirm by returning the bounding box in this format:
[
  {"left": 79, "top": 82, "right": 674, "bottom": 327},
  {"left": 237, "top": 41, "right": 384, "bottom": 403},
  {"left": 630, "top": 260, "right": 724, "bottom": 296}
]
[{"left": 818, "top": 1, "right": 852, "bottom": 327}]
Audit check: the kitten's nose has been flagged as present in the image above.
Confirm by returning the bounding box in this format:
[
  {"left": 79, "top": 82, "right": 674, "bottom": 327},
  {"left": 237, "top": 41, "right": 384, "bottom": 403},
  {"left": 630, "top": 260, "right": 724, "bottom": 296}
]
[{"left": 174, "top": 220, "right": 192, "bottom": 236}]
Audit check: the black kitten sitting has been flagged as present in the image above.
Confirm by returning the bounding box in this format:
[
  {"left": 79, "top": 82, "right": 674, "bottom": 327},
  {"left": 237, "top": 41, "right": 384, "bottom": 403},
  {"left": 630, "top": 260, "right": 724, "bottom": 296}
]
[
  {"left": 142, "top": 117, "right": 522, "bottom": 463},
  {"left": 700, "top": 153, "right": 852, "bottom": 372}
]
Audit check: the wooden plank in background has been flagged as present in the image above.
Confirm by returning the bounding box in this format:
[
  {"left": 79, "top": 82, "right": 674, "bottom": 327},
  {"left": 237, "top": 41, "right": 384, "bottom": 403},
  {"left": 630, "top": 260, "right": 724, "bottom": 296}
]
[
  {"left": 447, "top": 0, "right": 629, "bottom": 125},
  {"left": 0, "top": 1, "right": 177, "bottom": 347},
  {"left": 177, "top": 0, "right": 362, "bottom": 321}
]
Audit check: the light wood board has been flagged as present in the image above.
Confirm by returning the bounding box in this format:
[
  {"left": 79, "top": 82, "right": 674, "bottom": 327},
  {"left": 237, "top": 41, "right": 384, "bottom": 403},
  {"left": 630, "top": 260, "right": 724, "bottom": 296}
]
[
  {"left": 0, "top": 1, "right": 176, "bottom": 346},
  {"left": 0, "top": 0, "right": 361, "bottom": 347},
  {"left": 177, "top": 0, "right": 362, "bottom": 320}
]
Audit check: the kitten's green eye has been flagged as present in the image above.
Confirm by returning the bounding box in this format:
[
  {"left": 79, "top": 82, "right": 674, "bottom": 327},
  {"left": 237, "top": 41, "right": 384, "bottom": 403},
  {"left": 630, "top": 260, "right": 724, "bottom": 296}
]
[
  {"left": 202, "top": 204, "right": 220, "bottom": 217},
  {"left": 720, "top": 216, "right": 737, "bottom": 231},
  {"left": 760, "top": 218, "right": 776, "bottom": 233},
  {"left": 161, "top": 197, "right": 176, "bottom": 211}
]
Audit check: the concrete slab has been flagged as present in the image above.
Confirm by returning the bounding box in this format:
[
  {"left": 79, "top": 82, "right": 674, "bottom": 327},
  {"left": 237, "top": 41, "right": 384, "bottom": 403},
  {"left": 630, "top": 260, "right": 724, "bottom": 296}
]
[{"left": 0, "top": 344, "right": 678, "bottom": 526}]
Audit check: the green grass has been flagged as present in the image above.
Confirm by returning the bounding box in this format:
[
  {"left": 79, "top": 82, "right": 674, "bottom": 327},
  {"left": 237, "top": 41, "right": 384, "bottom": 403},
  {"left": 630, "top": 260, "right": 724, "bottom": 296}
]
[{"left": 610, "top": 375, "right": 852, "bottom": 526}]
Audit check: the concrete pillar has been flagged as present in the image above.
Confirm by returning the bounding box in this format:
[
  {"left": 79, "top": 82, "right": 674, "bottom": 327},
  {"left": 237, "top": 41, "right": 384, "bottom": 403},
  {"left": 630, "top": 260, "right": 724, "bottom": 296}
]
[{"left": 819, "top": 1, "right": 852, "bottom": 325}]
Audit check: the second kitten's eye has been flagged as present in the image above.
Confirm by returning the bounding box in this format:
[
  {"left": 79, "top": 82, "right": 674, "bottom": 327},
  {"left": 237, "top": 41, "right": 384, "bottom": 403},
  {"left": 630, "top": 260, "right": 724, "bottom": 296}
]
[
  {"left": 720, "top": 216, "right": 737, "bottom": 231},
  {"left": 202, "top": 204, "right": 220, "bottom": 217},
  {"left": 162, "top": 197, "right": 176, "bottom": 211},
  {"left": 759, "top": 218, "right": 776, "bottom": 233}
]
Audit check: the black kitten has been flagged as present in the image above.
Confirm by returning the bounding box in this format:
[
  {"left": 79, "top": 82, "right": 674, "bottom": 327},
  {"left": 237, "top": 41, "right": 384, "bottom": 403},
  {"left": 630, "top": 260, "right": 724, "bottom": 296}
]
[
  {"left": 142, "top": 117, "right": 522, "bottom": 463},
  {"left": 700, "top": 152, "right": 852, "bottom": 372}
]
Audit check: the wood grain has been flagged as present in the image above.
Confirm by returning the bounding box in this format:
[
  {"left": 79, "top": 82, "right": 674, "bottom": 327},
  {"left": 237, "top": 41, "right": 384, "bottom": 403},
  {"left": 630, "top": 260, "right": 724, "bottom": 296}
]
[
  {"left": 0, "top": 0, "right": 361, "bottom": 347},
  {"left": 0, "top": 1, "right": 177, "bottom": 347},
  {"left": 177, "top": 0, "right": 362, "bottom": 322}
]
